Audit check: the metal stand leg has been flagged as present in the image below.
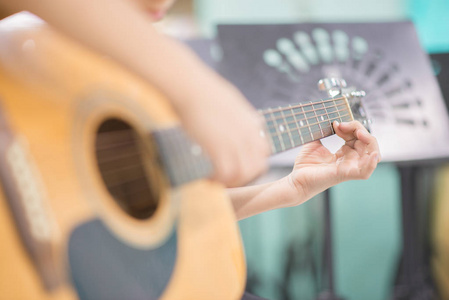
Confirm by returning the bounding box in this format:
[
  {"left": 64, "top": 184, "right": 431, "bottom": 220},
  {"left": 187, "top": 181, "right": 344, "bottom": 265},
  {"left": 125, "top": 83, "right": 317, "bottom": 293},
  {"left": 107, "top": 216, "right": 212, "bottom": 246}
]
[
  {"left": 391, "top": 165, "right": 436, "bottom": 300},
  {"left": 316, "top": 189, "right": 344, "bottom": 300}
]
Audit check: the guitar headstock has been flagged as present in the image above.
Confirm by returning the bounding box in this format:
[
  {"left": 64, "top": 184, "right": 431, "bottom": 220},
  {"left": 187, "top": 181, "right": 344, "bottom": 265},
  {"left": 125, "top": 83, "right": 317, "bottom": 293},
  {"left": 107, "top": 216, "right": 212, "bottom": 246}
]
[{"left": 318, "top": 78, "right": 372, "bottom": 132}]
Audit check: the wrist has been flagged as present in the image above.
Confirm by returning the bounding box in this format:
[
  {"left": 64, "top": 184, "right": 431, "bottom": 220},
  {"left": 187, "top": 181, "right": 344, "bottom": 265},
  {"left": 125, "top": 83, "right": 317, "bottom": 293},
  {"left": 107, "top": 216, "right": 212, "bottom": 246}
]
[{"left": 275, "top": 175, "right": 308, "bottom": 208}]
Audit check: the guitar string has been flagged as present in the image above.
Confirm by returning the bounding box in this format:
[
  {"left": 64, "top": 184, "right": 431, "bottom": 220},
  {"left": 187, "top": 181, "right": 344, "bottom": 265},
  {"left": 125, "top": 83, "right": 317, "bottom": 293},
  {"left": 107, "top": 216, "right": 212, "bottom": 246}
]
[
  {"left": 264, "top": 96, "right": 346, "bottom": 113},
  {"left": 94, "top": 100, "right": 353, "bottom": 181},
  {"left": 265, "top": 112, "right": 352, "bottom": 140},
  {"left": 94, "top": 101, "right": 352, "bottom": 188},
  {"left": 268, "top": 115, "right": 353, "bottom": 151},
  {"left": 261, "top": 100, "right": 351, "bottom": 144},
  {"left": 96, "top": 135, "right": 137, "bottom": 150},
  {"left": 95, "top": 109, "right": 352, "bottom": 158},
  {"left": 102, "top": 173, "right": 150, "bottom": 189},
  {"left": 94, "top": 114, "right": 351, "bottom": 189},
  {"left": 94, "top": 118, "right": 349, "bottom": 190},
  {"left": 94, "top": 110, "right": 351, "bottom": 161},
  {"left": 95, "top": 112, "right": 352, "bottom": 174},
  {"left": 265, "top": 117, "right": 350, "bottom": 142},
  {"left": 94, "top": 114, "right": 354, "bottom": 190},
  {"left": 98, "top": 160, "right": 147, "bottom": 175},
  {"left": 96, "top": 130, "right": 204, "bottom": 187},
  {"left": 260, "top": 101, "right": 349, "bottom": 124},
  {"left": 94, "top": 99, "right": 350, "bottom": 145},
  {"left": 264, "top": 107, "right": 351, "bottom": 131},
  {"left": 97, "top": 148, "right": 141, "bottom": 164},
  {"left": 92, "top": 98, "right": 348, "bottom": 141},
  {"left": 262, "top": 98, "right": 352, "bottom": 144},
  {"left": 107, "top": 178, "right": 155, "bottom": 197},
  {"left": 93, "top": 97, "right": 348, "bottom": 139},
  {"left": 261, "top": 98, "right": 348, "bottom": 122},
  {"left": 95, "top": 137, "right": 159, "bottom": 200}
]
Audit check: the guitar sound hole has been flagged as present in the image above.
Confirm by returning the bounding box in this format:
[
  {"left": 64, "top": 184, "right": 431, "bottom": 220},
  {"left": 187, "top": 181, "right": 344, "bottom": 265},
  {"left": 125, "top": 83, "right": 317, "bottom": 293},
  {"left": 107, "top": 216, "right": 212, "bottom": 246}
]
[{"left": 95, "top": 119, "right": 159, "bottom": 220}]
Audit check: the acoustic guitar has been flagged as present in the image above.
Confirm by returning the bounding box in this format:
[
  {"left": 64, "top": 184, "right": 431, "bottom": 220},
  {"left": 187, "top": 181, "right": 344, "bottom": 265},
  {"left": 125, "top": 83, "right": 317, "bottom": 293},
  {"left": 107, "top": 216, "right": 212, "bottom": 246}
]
[
  {"left": 0, "top": 13, "right": 369, "bottom": 300},
  {"left": 432, "top": 167, "right": 449, "bottom": 300}
]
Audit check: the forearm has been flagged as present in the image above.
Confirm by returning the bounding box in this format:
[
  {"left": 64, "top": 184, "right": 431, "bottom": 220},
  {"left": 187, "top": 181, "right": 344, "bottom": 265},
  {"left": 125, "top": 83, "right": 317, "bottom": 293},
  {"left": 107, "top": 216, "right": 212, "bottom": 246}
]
[
  {"left": 1, "top": 0, "right": 221, "bottom": 111},
  {"left": 228, "top": 176, "right": 307, "bottom": 220},
  {"left": 0, "top": 0, "right": 270, "bottom": 188}
]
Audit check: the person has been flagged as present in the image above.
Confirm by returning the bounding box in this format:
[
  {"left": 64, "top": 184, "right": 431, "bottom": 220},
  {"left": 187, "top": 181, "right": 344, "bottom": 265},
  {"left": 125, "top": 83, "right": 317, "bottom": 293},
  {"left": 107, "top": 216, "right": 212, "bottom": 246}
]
[
  {"left": 0, "top": 0, "right": 380, "bottom": 217},
  {"left": 230, "top": 120, "right": 379, "bottom": 220},
  {"left": 0, "top": 0, "right": 380, "bottom": 209},
  {"left": 0, "top": 0, "right": 271, "bottom": 189},
  {"left": 0, "top": 0, "right": 380, "bottom": 299}
]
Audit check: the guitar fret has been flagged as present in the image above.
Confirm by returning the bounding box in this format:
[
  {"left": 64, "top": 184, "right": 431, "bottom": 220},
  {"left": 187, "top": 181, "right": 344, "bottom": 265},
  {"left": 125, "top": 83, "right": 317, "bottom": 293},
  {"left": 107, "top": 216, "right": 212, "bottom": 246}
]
[
  {"left": 324, "top": 100, "right": 338, "bottom": 127},
  {"left": 269, "top": 108, "right": 285, "bottom": 152},
  {"left": 155, "top": 96, "right": 357, "bottom": 184},
  {"left": 321, "top": 103, "right": 334, "bottom": 136},
  {"left": 334, "top": 99, "right": 343, "bottom": 123},
  {"left": 289, "top": 104, "right": 304, "bottom": 146},
  {"left": 337, "top": 98, "right": 354, "bottom": 122},
  {"left": 259, "top": 96, "right": 354, "bottom": 154},
  {"left": 313, "top": 102, "right": 325, "bottom": 138},
  {"left": 302, "top": 103, "right": 314, "bottom": 141},
  {"left": 315, "top": 101, "right": 332, "bottom": 136},
  {"left": 280, "top": 108, "right": 295, "bottom": 149},
  {"left": 154, "top": 127, "right": 213, "bottom": 187}
]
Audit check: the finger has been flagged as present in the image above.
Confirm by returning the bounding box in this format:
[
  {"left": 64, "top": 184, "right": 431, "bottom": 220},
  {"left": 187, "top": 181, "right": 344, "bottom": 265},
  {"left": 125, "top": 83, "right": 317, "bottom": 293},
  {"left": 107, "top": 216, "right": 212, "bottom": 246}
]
[
  {"left": 335, "top": 145, "right": 359, "bottom": 162},
  {"left": 353, "top": 139, "right": 368, "bottom": 157},
  {"left": 358, "top": 152, "right": 379, "bottom": 179},
  {"left": 242, "top": 153, "right": 268, "bottom": 185},
  {"left": 255, "top": 114, "right": 272, "bottom": 157},
  {"left": 210, "top": 146, "right": 239, "bottom": 186},
  {"left": 243, "top": 137, "right": 269, "bottom": 179},
  {"left": 298, "top": 141, "right": 334, "bottom": 164},
  {"left": 354, "top": 128, "right": 380, "bottom": 159},
  {"left": 333, "top": 121, "right": 366, "bottom": 143},
  {"left": 335, "top": 121, "right": 380, "bottom": 159},
  {"left": 300, "top": 140, "right": 327, "bottom": 155},
  {"left": 221, "top": 140, "right": 268, "bottom": 187},
  {"left": 365, "top": 134, "right": 381, "bottom": 161}
]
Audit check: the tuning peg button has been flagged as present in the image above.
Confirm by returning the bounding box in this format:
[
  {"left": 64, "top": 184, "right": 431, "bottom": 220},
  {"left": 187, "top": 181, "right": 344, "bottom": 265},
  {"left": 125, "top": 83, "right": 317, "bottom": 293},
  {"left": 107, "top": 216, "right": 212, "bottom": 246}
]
[
  {"left": 318, "top": 78, "right": 347, "bottom": 91},
  {"left": 350, "top": 90, "right": 366, "bottom": 98},
  {"left": 362, "top": 118, "right": 373, "bottom": 125},
  {"left": 318, "top": 78, "right": 347, "bottom": 97}
]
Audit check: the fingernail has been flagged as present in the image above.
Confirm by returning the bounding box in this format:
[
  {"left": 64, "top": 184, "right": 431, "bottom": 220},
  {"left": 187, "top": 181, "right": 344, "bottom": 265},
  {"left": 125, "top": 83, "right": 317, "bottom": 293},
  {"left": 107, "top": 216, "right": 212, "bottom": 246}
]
[{"left": 334, "top": 121, "right": 339, "bottom": 126}]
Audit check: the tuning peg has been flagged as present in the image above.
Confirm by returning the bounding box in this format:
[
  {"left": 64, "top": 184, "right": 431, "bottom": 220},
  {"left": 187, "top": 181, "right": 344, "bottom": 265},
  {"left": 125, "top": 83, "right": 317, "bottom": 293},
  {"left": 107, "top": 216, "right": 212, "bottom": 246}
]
[
  {"left": 318, "top": 78, "right": 347, "bottom": 90},
  {"left": 318, "top": 78, "right": 347, "bottom": 97},
  {"left": 362, "top": 118, "right": 373, "bottom": 126},
  {"left": 349, "top": 90, "right": 366, "bottom": 98},
  {"left": 361, "top": 118, "right": 373, "bottom": 132}
]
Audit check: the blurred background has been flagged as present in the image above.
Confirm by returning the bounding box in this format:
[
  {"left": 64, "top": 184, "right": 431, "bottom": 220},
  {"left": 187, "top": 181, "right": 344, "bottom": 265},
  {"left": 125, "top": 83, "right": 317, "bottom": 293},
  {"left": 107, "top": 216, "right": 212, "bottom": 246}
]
[{"left": 158, "top": 0, "right": 449, "bottom": 299}]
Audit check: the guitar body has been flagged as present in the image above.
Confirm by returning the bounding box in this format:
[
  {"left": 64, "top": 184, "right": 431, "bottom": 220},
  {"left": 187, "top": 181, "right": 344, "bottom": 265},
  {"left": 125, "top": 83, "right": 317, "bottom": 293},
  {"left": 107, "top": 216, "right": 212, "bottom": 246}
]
[
  {"left": 0, "top": 14, "right": 245, "bottom": 299},
  {"left": 432, "top": 167, "right": 449, "bottom": 300}
]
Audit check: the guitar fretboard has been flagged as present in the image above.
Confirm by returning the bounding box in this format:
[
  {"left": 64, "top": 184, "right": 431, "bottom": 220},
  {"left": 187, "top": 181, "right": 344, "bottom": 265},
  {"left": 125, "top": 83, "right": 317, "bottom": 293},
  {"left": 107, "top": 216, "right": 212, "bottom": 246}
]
[
  {"left": 259, "top": 96, "right": 354, "bottom": 154},
  {"left": 154, "top": 96, "right": 354, "bottom": 187}
]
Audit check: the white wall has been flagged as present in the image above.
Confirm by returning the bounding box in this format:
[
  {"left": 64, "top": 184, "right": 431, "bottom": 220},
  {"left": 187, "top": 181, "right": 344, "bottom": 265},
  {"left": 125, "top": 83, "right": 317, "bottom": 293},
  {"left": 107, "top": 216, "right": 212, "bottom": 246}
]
[{"left": 195, "top": 0, "right": 407, "bottom": 36}]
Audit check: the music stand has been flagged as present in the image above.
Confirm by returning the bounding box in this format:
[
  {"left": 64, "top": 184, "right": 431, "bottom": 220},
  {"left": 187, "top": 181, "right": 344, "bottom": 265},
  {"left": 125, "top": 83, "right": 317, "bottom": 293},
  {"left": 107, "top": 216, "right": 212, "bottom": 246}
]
[
  {"left": 390, "top": 52, "right": 449, "bottom": 300},
  {"left": 186, "top": 23, "right": 449, "bottom": 299},
  {"left": 316, "top": 188, "right": 344, "bottom": 300},
  {"left": 213, "top": 21, "right": 449, "bottom": 299}
]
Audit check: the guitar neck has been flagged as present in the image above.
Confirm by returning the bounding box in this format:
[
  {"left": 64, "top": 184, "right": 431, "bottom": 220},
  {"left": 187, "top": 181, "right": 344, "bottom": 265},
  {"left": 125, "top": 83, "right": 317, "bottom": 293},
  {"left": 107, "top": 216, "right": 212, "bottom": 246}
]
[
  {"left": 260, "top": 96, "right": 354, "bottom": 154},
  {"left": 155, "top": 96, "right": 354, "bottom": 186}
]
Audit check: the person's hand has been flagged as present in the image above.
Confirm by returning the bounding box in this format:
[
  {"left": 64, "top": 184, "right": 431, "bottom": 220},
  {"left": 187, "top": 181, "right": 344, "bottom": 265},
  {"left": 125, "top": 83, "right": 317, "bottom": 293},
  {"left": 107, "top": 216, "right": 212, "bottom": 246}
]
[
  {"left": 176, "top": 73, "right": 270, "bottom": 187},
  {"left": 285, "top": 121, "right": 380, "bottom": 206}
]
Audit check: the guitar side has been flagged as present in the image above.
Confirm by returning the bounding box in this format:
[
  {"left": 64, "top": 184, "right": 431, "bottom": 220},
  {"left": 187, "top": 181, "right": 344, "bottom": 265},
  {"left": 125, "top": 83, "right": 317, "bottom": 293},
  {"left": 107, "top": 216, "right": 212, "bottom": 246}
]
[{"left": 0, "top": 15, "right": 245, "bottom": 300}]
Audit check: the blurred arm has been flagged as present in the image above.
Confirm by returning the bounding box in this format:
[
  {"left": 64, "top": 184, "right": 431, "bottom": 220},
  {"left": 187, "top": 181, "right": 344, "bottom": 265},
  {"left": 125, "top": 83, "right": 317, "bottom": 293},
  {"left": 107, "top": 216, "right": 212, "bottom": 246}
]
[{"left": 0, "top": 0, "right": 216, "bottom": 112}]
